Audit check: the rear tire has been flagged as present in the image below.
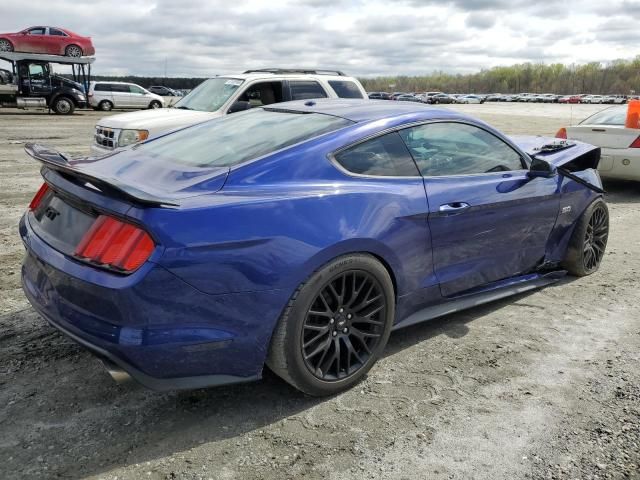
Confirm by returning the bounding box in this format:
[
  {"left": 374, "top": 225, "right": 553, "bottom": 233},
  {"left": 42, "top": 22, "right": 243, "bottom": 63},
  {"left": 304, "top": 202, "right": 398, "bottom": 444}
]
[
  {"left": 52, "top": 96, "right": 74, "bottom": 115},
  {"left": 0, "top": 39, "right": 13, "bottom": 52},
  {"left": 267, "top": 254, "right": 395, "bottom": 396},
  {"left": 562, "top": 198, "right": 609, "bottom": 276},
  {"left": 65, "top": 44, "right": 83, "bottom": 57},
  {"left": 99, "top": 100, "right": 113, "bottom": 111}
]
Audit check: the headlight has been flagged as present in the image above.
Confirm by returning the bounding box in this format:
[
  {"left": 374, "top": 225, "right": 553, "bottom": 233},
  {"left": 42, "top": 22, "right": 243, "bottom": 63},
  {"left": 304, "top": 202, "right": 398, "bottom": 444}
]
[{"left": 118, "top": 129, "right": 149, "bottom": 147}]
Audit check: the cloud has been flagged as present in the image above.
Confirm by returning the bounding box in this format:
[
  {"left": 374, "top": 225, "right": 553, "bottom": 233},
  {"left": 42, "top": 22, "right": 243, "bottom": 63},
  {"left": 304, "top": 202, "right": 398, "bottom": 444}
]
[{"left": 0, "top": 0, "right": 636, "bottom": 77}]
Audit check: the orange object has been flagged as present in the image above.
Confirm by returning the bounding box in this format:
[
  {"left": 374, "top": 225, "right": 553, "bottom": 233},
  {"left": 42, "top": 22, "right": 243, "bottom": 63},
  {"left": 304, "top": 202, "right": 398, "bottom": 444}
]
[
  {"left": 555, "top": 127, "right": 567, "bottom": 139},
  {"left": 625, "top": 99, "right": 640, "bottom": 129}
]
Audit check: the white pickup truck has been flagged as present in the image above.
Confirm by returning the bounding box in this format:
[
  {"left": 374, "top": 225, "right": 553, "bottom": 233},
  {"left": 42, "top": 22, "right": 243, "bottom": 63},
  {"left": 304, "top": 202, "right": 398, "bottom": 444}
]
[{"left": 91, "top": 68, "right": 368, "bottom": 156}]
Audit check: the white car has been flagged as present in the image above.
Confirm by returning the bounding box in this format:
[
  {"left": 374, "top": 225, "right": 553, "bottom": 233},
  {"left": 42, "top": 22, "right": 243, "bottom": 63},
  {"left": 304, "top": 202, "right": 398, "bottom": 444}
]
[
  {"left": 88, "top": 81, "right": 164, "bottom": 111},
  {"left": 584, "top": 95, "right": 604, "bottom": 104},
  {"left": 456, "top": 94, "right": 483, "bottom": 104},
  {"left": 557, "top": 106, "right": 640, "bottom": 181},
  {"left": 91, "top": 69, "right": 368, "bottom": 155}
]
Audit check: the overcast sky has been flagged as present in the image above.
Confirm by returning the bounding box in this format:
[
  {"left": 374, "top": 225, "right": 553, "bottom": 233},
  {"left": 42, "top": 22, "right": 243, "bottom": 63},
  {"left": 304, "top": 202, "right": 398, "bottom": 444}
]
[{"left": 1, "top": 0, "right": 638, "bottom": 77}]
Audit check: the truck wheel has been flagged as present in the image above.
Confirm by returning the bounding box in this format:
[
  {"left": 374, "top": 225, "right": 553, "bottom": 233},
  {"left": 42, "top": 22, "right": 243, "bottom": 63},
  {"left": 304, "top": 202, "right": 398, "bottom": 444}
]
[
  {"left": 65, "top": 45, "right": 83, "bottom": 57},
  {"left": 148, "top": 100, "right": 162, "bottom": 109},
  {"left": 52, "top": 97, "right": 75, "bottom": 115},
  {"left": 99, "top": 100, "right": 113, "bottom": 111},
  {"left": 0, "top": 39, "right": 13, "bottom": 52}
]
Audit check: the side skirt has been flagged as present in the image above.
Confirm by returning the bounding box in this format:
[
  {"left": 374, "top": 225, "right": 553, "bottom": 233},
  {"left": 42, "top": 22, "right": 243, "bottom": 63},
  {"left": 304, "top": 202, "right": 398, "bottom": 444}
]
[{"left": 392, "top": 271, "right": 566, "bottom": 331}]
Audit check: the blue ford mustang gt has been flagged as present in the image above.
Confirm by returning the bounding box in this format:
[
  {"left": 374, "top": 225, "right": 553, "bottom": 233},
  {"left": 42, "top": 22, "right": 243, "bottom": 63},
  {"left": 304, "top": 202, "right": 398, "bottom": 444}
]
[{"left": 20, "top": 99, "right": 609, "bottom": 396}]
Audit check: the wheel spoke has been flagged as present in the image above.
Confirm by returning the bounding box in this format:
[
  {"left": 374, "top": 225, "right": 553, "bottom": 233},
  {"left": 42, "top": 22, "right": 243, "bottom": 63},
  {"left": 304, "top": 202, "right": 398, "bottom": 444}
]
[{"left": 301, "top": 269, "right": 387, "bottom": 381}]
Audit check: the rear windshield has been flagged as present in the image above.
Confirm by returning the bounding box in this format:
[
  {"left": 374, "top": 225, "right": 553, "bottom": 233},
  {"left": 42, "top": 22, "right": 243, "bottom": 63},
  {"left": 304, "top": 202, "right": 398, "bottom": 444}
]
[
  {"left": 580, "top": 107, "right": 626, "bottom": 126},
  {"left": 136, "top": 108, "right": 354, "bottom": 168}
]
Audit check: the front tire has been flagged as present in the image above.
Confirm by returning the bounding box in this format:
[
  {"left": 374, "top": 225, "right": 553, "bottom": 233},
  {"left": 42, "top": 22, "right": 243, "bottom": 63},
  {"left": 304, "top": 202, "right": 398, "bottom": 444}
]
[
  {"left": 148, "top": 100, "right": 162, "bottom": 109},
  {"left": 52, "top": 96, "right": 74, "bottom": 115},
  {"left": 562, "top": 198, "right": 609, "bottom": 276},
  {"left": 267, "top": 254, "right": 395, "bottom": 396}
]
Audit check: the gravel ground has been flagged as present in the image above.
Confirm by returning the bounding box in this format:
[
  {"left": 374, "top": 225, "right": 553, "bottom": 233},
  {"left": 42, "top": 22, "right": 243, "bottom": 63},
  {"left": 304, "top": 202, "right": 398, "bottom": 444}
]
[{"left": 0, "top": 103, "right": 638, "bottom": 480}]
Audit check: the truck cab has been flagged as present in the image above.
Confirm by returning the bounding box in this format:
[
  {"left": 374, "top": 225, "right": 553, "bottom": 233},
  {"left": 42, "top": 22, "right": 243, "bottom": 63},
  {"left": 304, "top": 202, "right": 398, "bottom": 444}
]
[{"left": 0, "top": 52, "right": 91, "bottom": 114}]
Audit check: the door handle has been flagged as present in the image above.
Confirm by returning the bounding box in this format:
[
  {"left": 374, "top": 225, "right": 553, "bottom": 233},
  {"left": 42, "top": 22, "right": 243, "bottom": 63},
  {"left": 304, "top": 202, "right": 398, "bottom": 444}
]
[{"left": 439, "top": 202, "right": 470, "bottom": 213}]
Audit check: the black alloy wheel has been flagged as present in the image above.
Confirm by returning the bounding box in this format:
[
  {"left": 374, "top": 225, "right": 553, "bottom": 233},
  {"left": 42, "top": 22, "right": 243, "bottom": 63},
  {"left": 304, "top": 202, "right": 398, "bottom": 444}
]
[
  {"left": 302, "top": 270, "right": 386, "bottom": 381},
  {"left": 563, "top": 198, "right": 609, "bottom": 276},
  {"left": 267, "top": 254, "right": 395, "bottom": 396},
  {"left": 582, "top": 203, "right": 608, "bottom": 272}
]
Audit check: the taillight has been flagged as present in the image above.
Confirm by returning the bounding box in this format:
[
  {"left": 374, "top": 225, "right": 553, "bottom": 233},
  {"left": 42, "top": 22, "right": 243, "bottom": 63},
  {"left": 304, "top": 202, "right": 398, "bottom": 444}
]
[
  {"left": 74, "top": 215, "right": 154, "bottom": 273},
  {"left": 630, "top": 136, "right": 640, "bottom": 148},
  {"left": 29, "top": 183, "right": 50, "bottom": 210},
  {"left": 555, "top": 127, "right": 567, "bottom": 139}
]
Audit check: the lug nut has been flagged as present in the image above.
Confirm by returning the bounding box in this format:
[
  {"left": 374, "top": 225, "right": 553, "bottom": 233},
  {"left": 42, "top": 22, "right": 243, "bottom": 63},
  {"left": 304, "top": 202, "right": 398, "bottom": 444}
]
[
  {"left": 347, "top": 314, "right": 352, "bottom": 319},
  {"left": 329, "top": 318, "right": 335, "bottom": 324},
  {"left": 339, "top": 308, "right": 344, "bottom": 313},
  {"left": 343, "top": 328, "right": 348, "bottom": 333},
  {"left": 332, "top": 331, "right": 337, "bottom": 337}
]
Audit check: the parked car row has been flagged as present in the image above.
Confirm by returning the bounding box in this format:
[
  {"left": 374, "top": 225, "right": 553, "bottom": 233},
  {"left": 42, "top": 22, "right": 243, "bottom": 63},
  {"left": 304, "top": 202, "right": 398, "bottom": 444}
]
[
  {"left": 484, "top": 93, "right": 634, "bottom": 104},
  {"left": 367, "top": 91, "right": 485, "bottom": 104}
]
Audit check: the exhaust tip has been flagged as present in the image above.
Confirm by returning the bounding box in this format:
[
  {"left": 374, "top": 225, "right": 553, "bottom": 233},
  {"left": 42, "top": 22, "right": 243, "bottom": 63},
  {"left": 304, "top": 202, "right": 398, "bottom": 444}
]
[{"left": 100, "top": 358, "right": 132, "bottom": 384}]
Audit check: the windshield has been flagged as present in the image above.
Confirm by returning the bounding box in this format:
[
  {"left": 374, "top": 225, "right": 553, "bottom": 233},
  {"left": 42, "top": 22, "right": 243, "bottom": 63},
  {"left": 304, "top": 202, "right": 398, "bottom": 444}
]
[
  {"left": 136, "top": 108, "right": 354, "bottom": 168},
  {"left": 580, "top": 107, "right": 626, "bottom": 126},
  {"left": 173, "top": 77, "right": 244, "bottom": 112}
]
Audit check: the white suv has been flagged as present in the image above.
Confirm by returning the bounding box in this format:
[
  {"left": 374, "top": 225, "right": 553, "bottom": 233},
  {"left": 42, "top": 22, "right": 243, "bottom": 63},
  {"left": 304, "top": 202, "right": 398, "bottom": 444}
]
[{"left": 91, "top": 69, "right": 368, "bottom": 154}]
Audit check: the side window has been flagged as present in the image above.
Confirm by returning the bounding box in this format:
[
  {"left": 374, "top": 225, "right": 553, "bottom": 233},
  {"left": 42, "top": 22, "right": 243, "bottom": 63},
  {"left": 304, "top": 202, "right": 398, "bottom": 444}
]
[
  {"left": 49, "top": 28, "right": 67, "bottom": 36},
  {"left": 111, "top": 84, "right": 130, "bottom": 93},
  {"left": 334, "top": 132, "right": 419, "bottom": 177},
  {"left": 129, "top": 85, "right": 145, "bottom": 94},
  {"left": 238, "top": 81, "right": 284, "bottom": 107},
  {"left": 94, "top": 84, "right": 111, "bottom": 92},
  {"left": 28, "top": 28, "right": 46, "bottom": 35},
  {"left": 289, "top": 81, "right": 328, "bottom": 100},
  {"left": 329, "top": 80, "right": 364, "bottom": 99},
  {"left": 28, "top": 64, "right": 45, "bottom": 79},
  {"left": 398, "top": 122, "right": 525, "bottom": 177}
]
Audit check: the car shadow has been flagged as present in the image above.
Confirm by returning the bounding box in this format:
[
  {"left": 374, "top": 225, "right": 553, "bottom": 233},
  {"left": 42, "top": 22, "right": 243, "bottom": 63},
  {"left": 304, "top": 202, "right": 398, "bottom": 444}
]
[
  {"left": 602, "top": 178, "right": 640, "bottom": 204},
  {"left": 1, "top": 282, "right": 568, "bottom": 479}
]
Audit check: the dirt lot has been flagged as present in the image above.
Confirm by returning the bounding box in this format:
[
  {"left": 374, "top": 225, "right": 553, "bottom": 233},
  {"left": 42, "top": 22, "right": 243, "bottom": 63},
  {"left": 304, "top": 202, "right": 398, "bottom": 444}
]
[{"left": 0, "top": 104, "right": 639, "bottom": 480}]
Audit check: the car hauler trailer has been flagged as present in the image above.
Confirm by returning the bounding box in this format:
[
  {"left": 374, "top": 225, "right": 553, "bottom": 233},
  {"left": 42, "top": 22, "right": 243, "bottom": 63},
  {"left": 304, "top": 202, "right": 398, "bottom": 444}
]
[{"left": 0, "top": 51, "right": 93, "bottom": 114}]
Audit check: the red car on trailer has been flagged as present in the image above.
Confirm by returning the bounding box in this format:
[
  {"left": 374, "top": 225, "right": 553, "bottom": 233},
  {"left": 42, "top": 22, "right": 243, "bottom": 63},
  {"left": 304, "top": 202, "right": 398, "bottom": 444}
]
[{"left": 0, "top": 26, "right": 94, "bottom": 57}]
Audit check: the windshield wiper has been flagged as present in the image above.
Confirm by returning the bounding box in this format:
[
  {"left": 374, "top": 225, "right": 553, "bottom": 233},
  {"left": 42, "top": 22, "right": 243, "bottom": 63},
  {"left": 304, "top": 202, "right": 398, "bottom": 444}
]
[{"left": 174, "top": 105, "right": 193, "bottom": 110}]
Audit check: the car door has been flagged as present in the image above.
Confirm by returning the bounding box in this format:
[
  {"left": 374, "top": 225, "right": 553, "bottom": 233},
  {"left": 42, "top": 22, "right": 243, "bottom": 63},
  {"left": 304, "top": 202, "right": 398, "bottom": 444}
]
[
  {"left": 26, "top": 63, "right": 51, "bottom": 96},
  {"left": 128, "top": 84, "right": 148, "bottom": 107},
  {"left": 110, "top": 84, "right": 131, "bottom": 108},
  {"left": 398, "top": 121, "right": 561, "bottom": 297},
  {"left": 22, "top": 27, "right": 48, "bottom": 53}
]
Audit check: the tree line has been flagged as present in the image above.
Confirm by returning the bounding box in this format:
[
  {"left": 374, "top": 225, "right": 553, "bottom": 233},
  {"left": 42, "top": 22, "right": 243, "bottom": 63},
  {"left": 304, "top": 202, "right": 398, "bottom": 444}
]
[
  {"left": 359, "top": 57, "right": 640, "bottom": 95},
  {"left": 83, "top": 57, "right": 640, "bottom": 95}
]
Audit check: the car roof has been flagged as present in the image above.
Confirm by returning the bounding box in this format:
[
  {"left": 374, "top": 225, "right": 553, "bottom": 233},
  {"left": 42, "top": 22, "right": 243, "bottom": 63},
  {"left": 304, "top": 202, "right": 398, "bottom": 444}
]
[
  {"left": 217, "top": 73, "right": 357, "bottom": 82},
  {"left": 264, "top": 98, "right": 467, "bottom": 123}
]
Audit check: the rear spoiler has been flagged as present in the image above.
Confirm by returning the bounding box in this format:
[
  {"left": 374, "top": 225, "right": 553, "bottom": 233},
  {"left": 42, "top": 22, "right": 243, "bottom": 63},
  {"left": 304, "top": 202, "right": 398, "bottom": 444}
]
[{"left": 24, "top": 143, "right": 178, "bottom": 207}]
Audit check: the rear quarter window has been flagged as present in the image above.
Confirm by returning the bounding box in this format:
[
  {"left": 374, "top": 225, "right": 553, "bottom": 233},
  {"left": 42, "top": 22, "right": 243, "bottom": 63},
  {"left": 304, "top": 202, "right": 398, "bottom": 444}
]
[
  {"left": 334, "top": 132, "right": 419, "bottom": 176},
  {"left": 329, "top": 80, "right": 364, "bottom": 99}
]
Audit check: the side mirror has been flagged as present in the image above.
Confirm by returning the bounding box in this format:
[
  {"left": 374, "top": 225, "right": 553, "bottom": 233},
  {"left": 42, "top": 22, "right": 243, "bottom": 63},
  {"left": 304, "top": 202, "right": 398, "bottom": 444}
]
[
  {"left": 227, "top": 100, "right": 251, "bottom": 114},
  {"left": 528, "top": 157, "right": 557, "bottom": 178}
]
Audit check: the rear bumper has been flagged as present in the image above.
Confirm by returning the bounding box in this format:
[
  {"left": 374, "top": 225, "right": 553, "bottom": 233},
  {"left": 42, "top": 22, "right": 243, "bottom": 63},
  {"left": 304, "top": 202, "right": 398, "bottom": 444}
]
[
  {"left": 19, "top": 214, "right": 289, "bottom": 390},
  {"left": 599, "top": 148, "right": 640, "bottom": 181}
]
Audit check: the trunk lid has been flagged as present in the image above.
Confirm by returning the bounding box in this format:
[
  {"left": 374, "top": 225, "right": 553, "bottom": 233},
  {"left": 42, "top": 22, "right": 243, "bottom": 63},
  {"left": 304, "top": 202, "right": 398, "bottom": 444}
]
[
  {"left": 25, "top": 143, "right": 229, "bottom": 206},
  {"left": 565, "top": 125, "right": 639, "bottom": 149}
]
